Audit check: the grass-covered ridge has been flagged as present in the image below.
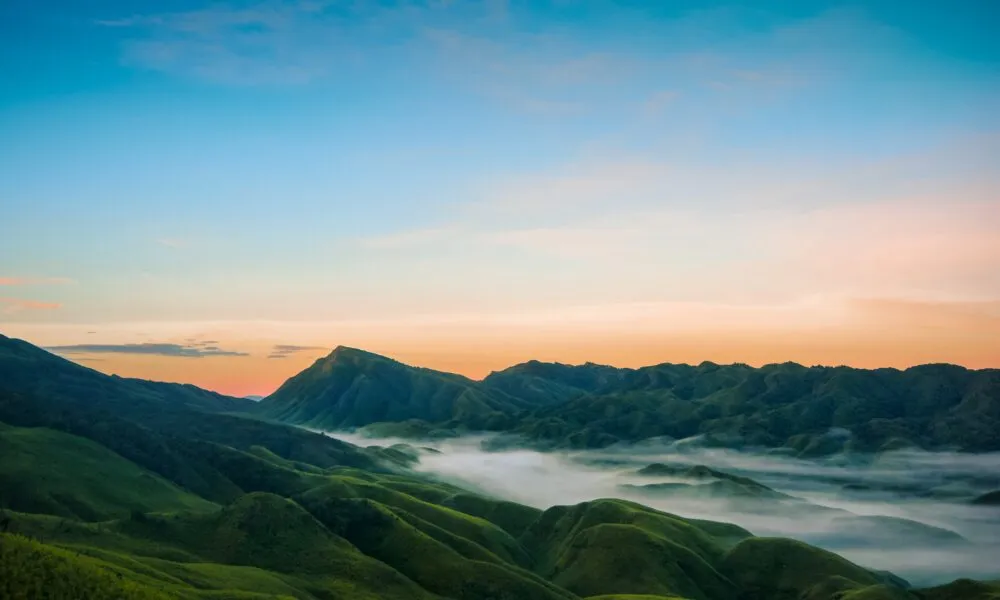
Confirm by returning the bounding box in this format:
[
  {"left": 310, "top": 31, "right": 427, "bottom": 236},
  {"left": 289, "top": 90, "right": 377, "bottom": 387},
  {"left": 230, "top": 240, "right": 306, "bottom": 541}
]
[
  {"left": 0, "top": 423, "right": 215, "bottom": 520},
  {"left": 256, "top": 344, "right": 1000, "bottom": 455},
  {"left": 2, "top": 333, "right": 998, "bottom": 599}
]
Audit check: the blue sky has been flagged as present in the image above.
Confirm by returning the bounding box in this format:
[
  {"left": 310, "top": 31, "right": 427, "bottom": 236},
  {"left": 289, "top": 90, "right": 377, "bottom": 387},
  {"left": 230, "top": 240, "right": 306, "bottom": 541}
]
[{"left": 1, "top": 0, "right": 998, "bottom": 393}]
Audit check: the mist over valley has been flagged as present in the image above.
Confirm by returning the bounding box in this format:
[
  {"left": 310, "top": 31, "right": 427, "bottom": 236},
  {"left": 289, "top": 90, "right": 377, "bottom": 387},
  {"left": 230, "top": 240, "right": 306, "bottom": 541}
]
[{"left": 332, "top": 431, "right": 1000, "bottom": 586}]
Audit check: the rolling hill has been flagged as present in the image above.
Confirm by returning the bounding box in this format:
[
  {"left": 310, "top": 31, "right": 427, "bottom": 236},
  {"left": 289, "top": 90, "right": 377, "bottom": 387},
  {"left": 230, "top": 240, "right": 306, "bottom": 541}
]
[
  {"left": 256, "top": 346, "right": 1000, "bottom": 454},
  {"left": 1, "top": 334, "right": 998, "bottom": 599},
  {"left": 257, "top": 346, "right": 528, "bottom": 430}
]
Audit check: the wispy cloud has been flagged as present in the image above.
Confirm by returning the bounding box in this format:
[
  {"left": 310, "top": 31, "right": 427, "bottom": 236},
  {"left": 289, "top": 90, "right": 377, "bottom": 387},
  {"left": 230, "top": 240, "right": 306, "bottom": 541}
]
[
  {"left": 46, "top": 342, "right": 249, "bottom": 358},
  {"left": 267, "top": 343, "right": 327, "bottom": 359},
  {"left": 0, "top": 277, "right": 73, "bottom": 286},
  {"left": 351, "top": 133, "right": 1000, "bottom": 307},
  {"left": 100, "top": 2, "right": 346, "bottom": 85},
  {"left": 0, "top": 298, "right": 62, "bottom": 314}
]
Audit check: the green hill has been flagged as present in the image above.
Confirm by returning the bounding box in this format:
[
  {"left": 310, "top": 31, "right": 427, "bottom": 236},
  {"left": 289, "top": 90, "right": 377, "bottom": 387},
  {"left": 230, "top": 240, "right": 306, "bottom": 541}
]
[
  {"left": 495, "top": 361, "right": 1000, "bottom": 453},
  {"left": 721, "top": 537, "right": 885, "bottom": 600},
  {"left": 521, "top": 499, "right": 751, "bottom": 599},
  {"left": 255, "top": 345, "right": 1000, "bottom": 454},
  {"left": 256, "top": 346, "right": 532, "bottom": 431},
  {"left": 1, "top": 333, "right": 998, "bottom": 599},
  {"left": 0, "top": 423, "right": 215, "bottom": 520},
  {"left": 0, "top": 334, "right": 382, "bottom": 505},
  {"left": 0, "top": 533, "right": 172, "bottom": 600},
  {"left": 0, "top": 333, "right": 251, "bottom": 416}
]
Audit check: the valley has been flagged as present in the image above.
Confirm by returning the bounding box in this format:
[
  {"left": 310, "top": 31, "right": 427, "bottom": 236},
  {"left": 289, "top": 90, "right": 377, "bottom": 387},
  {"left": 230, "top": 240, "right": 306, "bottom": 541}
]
[{"left": 1, "top": 334, "right": 999, "bottom": 599}]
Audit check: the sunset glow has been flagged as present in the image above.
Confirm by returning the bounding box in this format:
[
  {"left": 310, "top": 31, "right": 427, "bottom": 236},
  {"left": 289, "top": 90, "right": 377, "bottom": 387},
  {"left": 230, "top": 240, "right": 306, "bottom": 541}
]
[{"left": 2, "top": 1, "right": 998, "bottom": 395}]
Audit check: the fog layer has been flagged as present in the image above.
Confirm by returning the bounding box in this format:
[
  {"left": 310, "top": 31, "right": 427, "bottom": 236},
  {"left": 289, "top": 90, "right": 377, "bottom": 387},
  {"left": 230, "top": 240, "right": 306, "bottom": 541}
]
[{"left": 330, "top": 432, "right": 1000, "bottom": 586}]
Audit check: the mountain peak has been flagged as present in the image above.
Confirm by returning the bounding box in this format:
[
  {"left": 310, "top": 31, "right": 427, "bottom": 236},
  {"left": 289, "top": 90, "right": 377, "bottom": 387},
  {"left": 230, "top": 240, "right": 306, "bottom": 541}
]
[
  {"left": 320, "top": 345, "right": 396, "bottom": 365},
  {"left": 329, "top": 345, "right": 374, "bottom": 357}
]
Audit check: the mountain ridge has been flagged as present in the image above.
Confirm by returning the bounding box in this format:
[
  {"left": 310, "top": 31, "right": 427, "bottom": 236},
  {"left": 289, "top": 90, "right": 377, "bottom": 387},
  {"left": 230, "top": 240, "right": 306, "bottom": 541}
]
[
  {"left": 256, "top": 344, "right": 1000, "bottom": 454},
  {"left": 1, "top": 333, "right": 998, "bottom": 599}
]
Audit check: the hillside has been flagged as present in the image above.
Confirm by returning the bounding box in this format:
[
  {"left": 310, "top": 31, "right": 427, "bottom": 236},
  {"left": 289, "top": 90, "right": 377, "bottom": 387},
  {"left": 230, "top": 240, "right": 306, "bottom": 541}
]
[
  {"left": 257, "top": 346, "right": 528, "bottom": 430},
  {"left": 2, "top": 334, "right": 998, "bottom": 599},
  {"left": 0, "top": 333, "right": 251, "bottom": 416},
  {"left": 0, "top": 334, "right": 383, "bottom": 504},
  {"left": 257, "top": 346, "right": 1000, "bottom": 454},
  {"left": 0, "top": 422, "right": 215, "bottom": 520}
]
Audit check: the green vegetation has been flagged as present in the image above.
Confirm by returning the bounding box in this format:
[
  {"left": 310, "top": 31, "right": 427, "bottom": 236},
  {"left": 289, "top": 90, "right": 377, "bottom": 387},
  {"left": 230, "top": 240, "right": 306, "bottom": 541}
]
[
  {"left": 257, "top": 346, "right": 522, "bottom": 431},
  {"left": 585, "top": 596, "right": 691, "bottom": 600},
  {"left": 0, "top": 424, "right": 215, "bottom": 520},
  {"left": 971, "top": 490, "right": 1000, "bottom": 505},
  {"left": 916, "top": 579, "right": 1000, "bottom": 600},
  {"left": 1, "top": 333, "right": 998, "bottom": 599},
  {"left": 256, "top": 345, "right": 1000, "bottom": 455},
  {"left": 625, "top": 463, "right": 790, "bottom": 500},
  {"left": 0, "top": 533, "right": 172, "bottom": 600},
  {"left": 358, "top": 419, "right": 461, "bottom": 440},
  {"left": 721, "top": 537, "right": 884, "bottom": 600}
]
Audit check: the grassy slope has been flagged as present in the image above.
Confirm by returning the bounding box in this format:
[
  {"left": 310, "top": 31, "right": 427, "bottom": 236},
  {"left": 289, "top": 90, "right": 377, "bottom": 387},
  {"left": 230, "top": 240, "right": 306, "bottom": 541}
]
[
  {"left": 522, "top": 499, "right": 750, "bottom": 600},
  {"left": 499, "top": 362, "right": 1000, "bottom": 453},
  {"left": 257, "top": 346, "right": 523, "bottom": 430},
  {"left": 721, "top": 537, "right": 882, "bottom": 600},
  {"left": 0, "top": 533, "right": 174, "bottom": 600},
  {"left": 4, "top": 450, "right": 996, "bottom": 600},
  {"left": 253, "top": 341, "right": 1000, "bottom": 454},
  {"left": 0, "top": 335, "right": 383, "bottom": 507},
  {"left": 1, "top": 335, "right": 997, "bottom": 600},
  {"left": 0, "top": 424, "right": 215, "bottom": 520},
  {"left": 916, "top": 579, "right": 1000, "bottom": 600}
]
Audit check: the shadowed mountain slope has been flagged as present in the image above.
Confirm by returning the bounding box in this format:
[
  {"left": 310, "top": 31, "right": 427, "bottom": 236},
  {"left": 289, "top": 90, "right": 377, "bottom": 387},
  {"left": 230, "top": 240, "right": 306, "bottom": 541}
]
[
  {"left": 2, "top": 334, "right": 998, "bottom": 599},
  {"left": 0, "top": 334, "right": 381, "bottom": 503},
  {"left": 258, "top": 345, "right": 1000, "bottom": 454},
  {"left": 257, "top": 346, "right": 530, "bottom": 430}
]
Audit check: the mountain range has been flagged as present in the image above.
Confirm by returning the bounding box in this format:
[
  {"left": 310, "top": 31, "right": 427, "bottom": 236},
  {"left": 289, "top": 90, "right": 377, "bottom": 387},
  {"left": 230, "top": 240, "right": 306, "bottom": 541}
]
[
  {"left": 257, "top": 346, "right": 1000, "bottom": 455},
  {"left": 2, "top": 333, "right": 999, "bottom": 599}
]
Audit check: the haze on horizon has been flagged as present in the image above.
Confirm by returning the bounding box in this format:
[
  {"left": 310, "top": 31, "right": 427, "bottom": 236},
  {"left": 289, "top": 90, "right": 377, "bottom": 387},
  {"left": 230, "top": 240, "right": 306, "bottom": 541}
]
[{"left": 2, "top": 0, "right": 998, "bottom": 396}]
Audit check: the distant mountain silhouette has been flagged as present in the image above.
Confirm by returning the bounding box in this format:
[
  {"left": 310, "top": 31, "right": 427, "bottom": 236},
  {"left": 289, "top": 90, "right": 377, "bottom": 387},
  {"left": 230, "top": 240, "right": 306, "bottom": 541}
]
[
  {"left": 256, "top": 346, "right": 530, "bottom": 431},
  {"left": 259, "top": 346, "right": 1000, "bottom": 454}
]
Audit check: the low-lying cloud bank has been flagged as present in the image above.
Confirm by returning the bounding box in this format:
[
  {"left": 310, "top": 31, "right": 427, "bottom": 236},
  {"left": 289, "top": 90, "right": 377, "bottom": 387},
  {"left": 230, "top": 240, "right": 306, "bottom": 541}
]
[{"left": 331, "top": 432, "right": 1000, "bottom": 586}]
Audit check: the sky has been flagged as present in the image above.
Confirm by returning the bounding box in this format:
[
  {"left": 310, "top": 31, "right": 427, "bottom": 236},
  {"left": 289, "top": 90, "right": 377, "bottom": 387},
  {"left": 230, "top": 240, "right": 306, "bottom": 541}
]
[{"left": 1, "top": 0, "right": 998, "bottom": 396}]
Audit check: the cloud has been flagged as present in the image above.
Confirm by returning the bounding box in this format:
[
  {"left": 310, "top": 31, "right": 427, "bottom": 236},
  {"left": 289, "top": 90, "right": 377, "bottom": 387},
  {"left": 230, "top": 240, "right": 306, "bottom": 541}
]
[
  {"left": 0, "top": 277, "right": 73, "bottom": 286},
  {"left": 101, "top": 4, "right": 334, "bottom": 84},
  {"left": 0, "top": 298, "right": 62, "bottom": 314},
  {"left": 267, "top": 343, "right": 328, "bottom": 359},
  {"left": 46, "top": 342, "right": 249, "bottom": 358},
  {"left": 98, "top": 1, "right": 435, "bottom": 85},
  {"left": 331, "top": 431, "right": 1000, "bottom": 587}
]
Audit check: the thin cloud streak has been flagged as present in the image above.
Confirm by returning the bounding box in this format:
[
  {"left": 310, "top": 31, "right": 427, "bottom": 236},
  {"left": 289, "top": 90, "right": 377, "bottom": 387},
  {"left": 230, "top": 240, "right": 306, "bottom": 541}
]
[
  {"left": 267, "top": 343, "right": 328, "bottom": 359},
  {"left": 46, "top": 342, "right": 249, "bottom": 358}
]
